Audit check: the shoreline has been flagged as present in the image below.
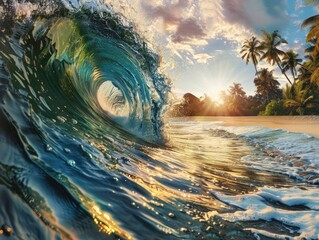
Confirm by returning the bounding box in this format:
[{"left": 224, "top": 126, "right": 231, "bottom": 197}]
[{"left": 171, "top": 116, "right": 319, "bottom": 138}]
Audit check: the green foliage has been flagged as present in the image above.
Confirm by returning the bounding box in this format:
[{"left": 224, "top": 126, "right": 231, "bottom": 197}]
[
  {"left": 281, "top": 50, "right": 302, "bottom": 82},
  {"left": 167, "top": 93, "right": 217, "bottom": 117},
  {"left": 259, "top": 100, "right": 289, "bottom": 116},
  {"left": 254, "top": 68, "right": 282, "bottom": 103},
  {"left": 283, "top": 82, "right": 319, "bottom": 115},
  {"left": 240, "top": 36, "right": 263, "bottom": 73},
  {"left": 224, "top": 83, "right": 248, "bottom": 115},
  {"left": 260, "top": 30, "right": 287, "bottom": 65},
  {"left": 241, "top": 30, "right": 293, "bottom": 85}
]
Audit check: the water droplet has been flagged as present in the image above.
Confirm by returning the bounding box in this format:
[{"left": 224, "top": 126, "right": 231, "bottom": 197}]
[
  {"left": 205, "top": 226, "right": 213, "bottom": 232},
  {"left": 46, "top": 144, "right": 52, "bottom": 152},
  {"left": 64, "top": 148, "right": 71, "bottom": 153},
  {"left": 67, "top": 160, "right": 76, "bottom": 167},
  {"left": 180, "top": 227, "right": 188, "bottom": 233},
  {"left": 57, "top": 116, "right": 66, "bottom": 123}
]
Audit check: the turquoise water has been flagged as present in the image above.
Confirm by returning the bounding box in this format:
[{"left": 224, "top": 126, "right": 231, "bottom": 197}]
[{"left": 1, "top": 1, "right": 319, "bottom": 239}]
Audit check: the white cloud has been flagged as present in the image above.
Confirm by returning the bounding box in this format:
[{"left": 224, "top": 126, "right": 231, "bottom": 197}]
[
  {"left": 293, "top": 19, "right": 302, "bottom": 27},
  {"left": 295, "top": 0, "right": 304, "bottom": 10},
  {"left": 135, "top": 0, "right": 257, "bottom": 62},
  {"left": 103, "top": 0, "right": 291, "bottom": 67},
  {"left": 193, "top": 53, "right": 214, "bottom": 63}
]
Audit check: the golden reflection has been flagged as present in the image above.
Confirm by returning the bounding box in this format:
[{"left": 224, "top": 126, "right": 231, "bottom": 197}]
[{"left": 80, "top": 197, "right": 134, "bottom": 239}]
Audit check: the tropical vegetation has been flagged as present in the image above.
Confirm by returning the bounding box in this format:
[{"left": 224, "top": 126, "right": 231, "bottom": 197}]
[{"left": 168, "top": 1, "right": 319, "bottom": 117}]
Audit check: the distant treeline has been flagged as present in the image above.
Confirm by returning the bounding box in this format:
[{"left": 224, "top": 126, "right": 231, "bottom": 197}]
[
  {"left": 167, "top": 81, "right": 319, "bottom": 117},
  {"left": 167, "top": 89, "right": 279, "bottom": 117}
]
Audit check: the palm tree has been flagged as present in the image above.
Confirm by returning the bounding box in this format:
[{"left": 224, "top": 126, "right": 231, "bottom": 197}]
[
  {"left": 283, "top": 81, "right": 319, "bottom": 115},
  {"left": 227, "top": 83, "right": 247, "bottom": 115},
  {"left": 301, "top": 15, "right": 319, "bottom": 87},
  {"left": 229, "top": 82, "right": 246, "bottom": 98},
  {"left": 240, "top": 36, "right": 263, "bottom": 73},
  {"left": 281, "top": 50, "right": 302, "bottom": 82},
  {"left": 298, "top": 53, "right": 319, "bottom": 85},
  {"left": 301, "top": 1, "right": 319, "bottom": 86},
  {"left": 260, "top": 30, "right": 293, "bottom": 85},
  {"left": 302, "top": 15, "right": 319, "bottom": 53},
  {"left": 254, "top": 68, "right": 281, "bottom": 103},
  {"left": 301, "top": 0, "right": 319, "bottom": 39}
]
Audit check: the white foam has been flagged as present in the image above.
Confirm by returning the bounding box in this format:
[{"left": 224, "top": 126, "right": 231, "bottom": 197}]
[
  {"left": 211, "top": 187, "right": 319, "bottom": 239},
  {"left": 13, "top": 1, "right": 39, "bottom": 19},
  {"left": 2, "top": 0, "right": 111, "bottom": 21},
  {"left": 61, "top": 0, "right": 111, "bottom": 12},
  {"left": 224, "top": 126, "right": 319, "bottom": 161},
  {"left": 213, "top": 125, "right": 319, "bottom": 183}
]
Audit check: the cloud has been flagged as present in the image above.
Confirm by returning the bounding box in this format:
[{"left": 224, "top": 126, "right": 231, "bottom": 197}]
[
  {"left": 223, "top": 0, "right": 290, "bottom": 33},
  {"left": 105, "top": 0, "right": 292, "bottom": 65},
  {"left": 142, "top": 0, "right": 190, "bottom": 26},
  {"left": 141, "top": 0, "right": 209, "bottom": 44},
  {"left": 171, "top": 18, "right": 206, "bottom": 43},
  {"left": 137, "top": 0, "right": 250, "bottom": 62},
  {"left": 193, "top": 53, "right": 214, "bottom": 64},
  {"left": 295, "top": 0, "right": 304, "bottom": 10}
]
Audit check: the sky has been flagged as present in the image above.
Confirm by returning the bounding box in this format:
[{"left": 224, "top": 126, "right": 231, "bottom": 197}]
[{"left": 106, "top": 0, "right": 318, "bottom": 102}]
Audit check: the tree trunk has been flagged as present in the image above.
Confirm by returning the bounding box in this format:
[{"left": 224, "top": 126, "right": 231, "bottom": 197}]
[
  {"left": 297, "top": 63, "right": 313, "bottom": 73},
  {"left": 276, "top": 61, "right": 292, "bottom": 85},
  {"left": 291, "top": 68, "right": 296, "bottom": 83}
]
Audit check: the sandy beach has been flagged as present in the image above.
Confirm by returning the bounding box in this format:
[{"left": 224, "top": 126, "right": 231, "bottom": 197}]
[{"left": 187, "top": 116, "right": 319, "bottom": 138}]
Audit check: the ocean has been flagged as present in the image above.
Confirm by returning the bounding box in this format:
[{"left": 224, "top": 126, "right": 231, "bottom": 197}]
[{"left": 1, "top": 1, "right": 319, "bottom": 239}]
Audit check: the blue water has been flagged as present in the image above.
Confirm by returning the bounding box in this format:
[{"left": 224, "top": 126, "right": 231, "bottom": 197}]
[{"left": 1, "top": 1, "right": 319, "bottom": 239}]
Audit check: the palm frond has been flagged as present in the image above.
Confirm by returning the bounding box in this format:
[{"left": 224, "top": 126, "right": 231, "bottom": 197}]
[
  {"left": 284, "top": 99, "right": 300, "bottom": 107},
  {"left": 302, "top": 15, "right": 319, "bottom": 28},
  {"left": 305, "top": 0, "right": 319, "bottom": 5},
  {"left": 306, "top": 25, "right": 319, "bottom": 42},
  {"left": 310, "top": 67, "right": 319, "bottom": 86}
]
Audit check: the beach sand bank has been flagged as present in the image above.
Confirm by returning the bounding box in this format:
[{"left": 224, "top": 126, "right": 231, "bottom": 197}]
[{"left": 183, "top": 116, "right": 319, "bottom": 138}]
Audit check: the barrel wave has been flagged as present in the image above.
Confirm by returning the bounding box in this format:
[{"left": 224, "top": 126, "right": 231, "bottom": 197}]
[
  {"left": 0, "top": 1, "right": 172, "bottom": 239},
  {"left": 1, "top": 3, "right": 169, "bottom": 141}
]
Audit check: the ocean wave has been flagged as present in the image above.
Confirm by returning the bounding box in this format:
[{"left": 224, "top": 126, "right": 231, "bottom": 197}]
[
  {"left": 0, "top": 1, "right": 171, "bottom": 239},
  {"left": 0, "top": 0, "right": 170, "bottom": 143},
  {"left": 210, "top": 124, "right": 319, "bottom": 184}
]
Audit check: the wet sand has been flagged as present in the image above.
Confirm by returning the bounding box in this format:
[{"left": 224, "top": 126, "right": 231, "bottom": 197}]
[{"left": 189, "top": 116, "right": 319, "bottom": 138}]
